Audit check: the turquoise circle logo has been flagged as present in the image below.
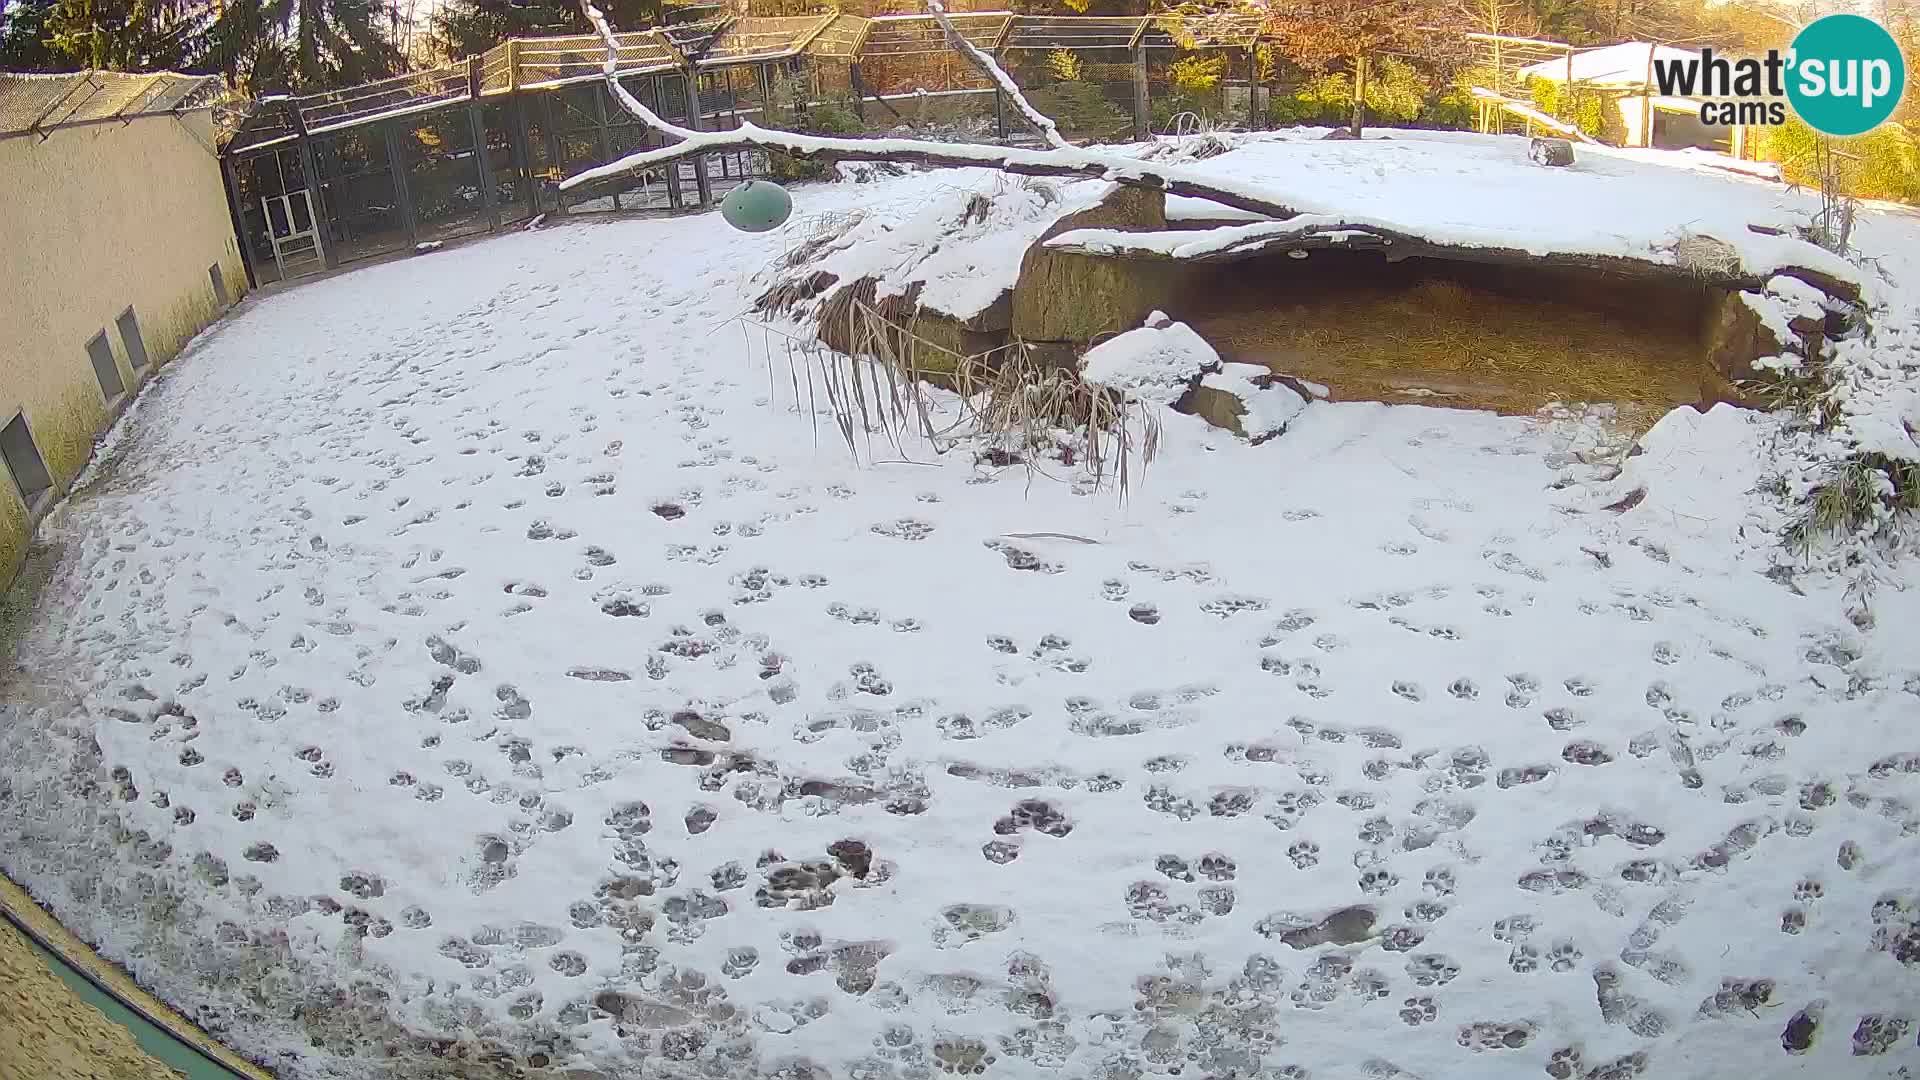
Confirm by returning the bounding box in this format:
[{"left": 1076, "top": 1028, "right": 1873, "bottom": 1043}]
[{"left": 1787, "top": 14, "right": 1907, "bottom": 136}]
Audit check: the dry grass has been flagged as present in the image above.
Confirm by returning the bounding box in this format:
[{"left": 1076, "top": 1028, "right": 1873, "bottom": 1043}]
[
  {"left": 1191, "top": 276, "right": 1729, "bottom": 429},
  {"left": 747, "top": 298, "right": 1159, "bottom": 497}
]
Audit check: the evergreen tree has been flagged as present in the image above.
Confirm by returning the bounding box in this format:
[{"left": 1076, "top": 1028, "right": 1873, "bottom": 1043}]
[{"left": 1, "top": 0, "right": 70, "bottom": 70}]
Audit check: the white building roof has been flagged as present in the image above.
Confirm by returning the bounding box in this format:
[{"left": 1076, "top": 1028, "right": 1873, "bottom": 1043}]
[{"left": 1520, "top": 42, "right": 1700, "bottom": 88}]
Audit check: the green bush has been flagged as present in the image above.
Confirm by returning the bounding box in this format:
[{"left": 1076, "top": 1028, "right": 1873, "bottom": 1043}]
[
  {"left": 1267, "top": 57, "right": 1461, "bottom": 130},
  {"left": 767, "top": 100, "right": 865, "bottom": 183},
  {"left": 1525, "top": 76, "right": 1606, "bottom": 138},
  {"left": 1030, "top": 79, "right": 1132, "bottom": 141},
  {"left": 1760, "top": 115, "right": 1920, "bottom": 204}
]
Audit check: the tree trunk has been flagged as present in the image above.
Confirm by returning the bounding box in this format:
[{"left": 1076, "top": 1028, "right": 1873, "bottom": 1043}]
[{"left": 1350, "top": 53, "right": 1367, "bottom": 137}]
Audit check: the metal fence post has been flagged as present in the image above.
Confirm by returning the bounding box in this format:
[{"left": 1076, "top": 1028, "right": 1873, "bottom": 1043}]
[
  {"left": 219, "top": 153, "right": 261, "bottom": 290},
  {"left": 469, "top": 56, "right": 499, "bottom": 231},
  {"left": 1246, "top": 46, "right": 1258, "bottom": 130},
  {"left": 1133, "top": 44, "right": 1149, "bottom": 140},
  {"left": 384, "top": 119, "right": 420, "bottom": 245},
  {"left": 512, "top": 92, "right": 539, "bottom": 215},
  {"left": 684, "top": 68, "right": 712, "bottom": 206}
]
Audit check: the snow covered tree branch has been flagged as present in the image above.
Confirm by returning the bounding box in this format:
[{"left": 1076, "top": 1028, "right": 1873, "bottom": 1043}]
[
  {"left": 564, "top": 0, "right": 1317, "bottom": 222},
  {"left": 923, "top": 0, "right": 1069, "bottom": 150}
]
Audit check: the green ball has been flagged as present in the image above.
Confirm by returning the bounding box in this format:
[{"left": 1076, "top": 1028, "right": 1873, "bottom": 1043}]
[{"left": 720, "top": 180, "right": 793, "bottom": 233}]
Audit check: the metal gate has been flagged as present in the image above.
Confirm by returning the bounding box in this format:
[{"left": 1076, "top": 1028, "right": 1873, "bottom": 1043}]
[{"left": 261, "top": 190, "right": 325, "bottom": 279}]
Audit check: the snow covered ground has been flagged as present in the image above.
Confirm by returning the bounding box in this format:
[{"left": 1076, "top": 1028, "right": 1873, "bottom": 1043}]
[{"left": 4, "top": 138, "right": 1920, "bottom": 1080}]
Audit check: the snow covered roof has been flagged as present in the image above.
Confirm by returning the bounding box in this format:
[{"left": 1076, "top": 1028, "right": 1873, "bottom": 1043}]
[{"left": 1520, "top": 42, "right": 1698, "bottom": 88}]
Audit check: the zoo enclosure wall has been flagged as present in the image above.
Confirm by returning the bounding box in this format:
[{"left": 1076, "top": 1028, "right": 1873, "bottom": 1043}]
[
  {"left": 219, "top": 11, "right": 1295, "bottom": 284},
  {"left": 1, "top": 71, "right": 247, "bottom": 585}
]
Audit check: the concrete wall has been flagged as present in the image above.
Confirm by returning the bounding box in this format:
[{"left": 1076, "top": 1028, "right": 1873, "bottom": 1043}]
[{"left": 0, "top": 107, "right": 245, "bottom": 584}]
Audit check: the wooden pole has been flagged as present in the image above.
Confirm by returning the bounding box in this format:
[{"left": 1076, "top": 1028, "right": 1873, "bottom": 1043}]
[
  {"left": 1132, "top": 43, "right": 1149, "bottom": 140},
  {"left": 1641, "top": 41, "right": 1655, "bottom": 147},
  {"left": 1350, "top": 52, "right": 1366, "bottom": 137},
  {"left": 1246, "top": 46, "right": 1258, "bottom": 131}
]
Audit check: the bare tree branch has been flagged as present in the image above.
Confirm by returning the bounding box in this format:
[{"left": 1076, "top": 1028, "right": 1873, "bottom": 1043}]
[
  {"left": 581, "top": 0, "right": 694, "bottom": 141},
  {"left": 923, "top": 0, "right": 1070, "bottom": 149},
  {"left": 567, "top": 0, "right": 1316, "bottom": 218},
  {"left": 563, "top": 125, "right": 1322, "bottom": 220}
]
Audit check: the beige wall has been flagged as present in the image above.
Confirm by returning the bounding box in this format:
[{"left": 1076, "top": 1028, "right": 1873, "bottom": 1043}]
[{"left": 0, "top": 108, "right": 246, "bottom": 582}]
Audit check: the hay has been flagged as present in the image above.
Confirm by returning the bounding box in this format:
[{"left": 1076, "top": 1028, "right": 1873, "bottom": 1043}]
[
  {"left": 755, "top": 271, "right": 839, "bottom": 317},
  {"left": 751, "top": 297, "right": 1158, "bottom": 498},
  {"left": 1188, "top": 268, "right": 1733, "bottom": 429}
]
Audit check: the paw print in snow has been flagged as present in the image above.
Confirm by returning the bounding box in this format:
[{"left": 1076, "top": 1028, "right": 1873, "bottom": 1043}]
[
  {"left": 1198, "top": 853, "right": 1236, "bottom": 880},
  {"left": 994, "top": 799, "right": 1072, "bottom": 838},
  {"left": 1287, "top": 841, "right": 1320, "bottom": 869},
  {"left": 1492, "top": 915, "right": 1536, "bottom": 943},
  {"left": 871, "top": 518, "right": 934, "bottom": 541},
  {"left": 1382, "top": 924, "right": 1427, "bottom": 952},
  {"left": 1458, "top": 1020, "right": 1535, "bottom": 1052},
  {"left": 1200, "top": 594, "right": 1269, "bottom": 618},
  {"left": 1548, "top": 940, "right": 1583, "bottom": 972},
  {"left": 1509, "top": 943, "right": 1541, "bottom": 973},
  {"left": 984, "top": 539, "right": 1061, "bottom": 574},
  {"left": 1794, "top": 879, "right": 1824, "bottom": 902},
  {"left": 723, "top": 947, "right": 759, "bottom": 979},
  {"left": 1407, "top": 954, "right": 1460, "bottom": 987},
  {"left": 1424, "top": 867, "right": 1456, "bottom": 896},
  {"left": 1359, "top": 869, "right": 1399, "bottom": 896},
  {"left": 1400, "top": 996, "right": 1438, "bottom": 1026}
]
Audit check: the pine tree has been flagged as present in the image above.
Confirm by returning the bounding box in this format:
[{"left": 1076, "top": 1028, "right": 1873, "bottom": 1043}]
[
  {"left": 204, "top": 0, "right": 403, "bottom": 92},
  {"left": 1, "top": 0, "right": 70, "bottom": 70}
]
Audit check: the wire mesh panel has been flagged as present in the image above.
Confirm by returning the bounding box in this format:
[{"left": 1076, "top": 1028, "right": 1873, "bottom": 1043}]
[
  {"left": 298, "top": 65, "right": 470, "bottom": 134},
  {"left": 227, "top": 105, "right": 298, "bottom": 153},
  {"left": 1006, "top": 50, "right": 1137, "bottom": 143},
  {"left": 1139, "top": 13, "right": 1263, "bottom": 50},
  {"left": 860, "top": 13, "right": 1009, "bottom": 57},
  {"left": 515, "top": 32, "right": 681, "bottom": 91},
  {"left": 311, "top": 125, "right": 410, "bottom": 264},
  {"left": 0, "top": 71, "right": 221, "bottom": 137},
  {"left": 480, "top": 102, "right": 534, "bottom": 223},
  {"left": 1000, "top": 15, "right": 1141, "bottom": 52},
  {"left": 398, "top": 105, "right": 491, "bottom": 243},
  {"left": 664, "top": 19, "right": 731, "bottom": 63},
  {"left": 479, "top": 43, "right": 515, "bottom": 95},
  {"left": 228, "top": 146, "right": 308, "bottom": 285},
  {"left": 701, "top": 15, "right": 837, "bottom": 66},
  {"left": 804, "top": 15, "right": 869, "bottom": 60}
]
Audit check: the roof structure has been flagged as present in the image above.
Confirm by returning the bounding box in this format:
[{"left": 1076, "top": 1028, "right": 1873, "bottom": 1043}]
[
  {"left": 1001, "top": 15, "right": 1142, "bottom": 51},
  {"left": 0, "top": 70, "right": 222, "bottom": 140},
  {"left": 804, "top": 14, "right": 872, "bottom": 58},
  {"left": 859, "top": 12, "right": 1011, "bottom": 56},
  {"left": 1519, "top": 42, "right": 1698, "bottom": 87},
  {"left": 699, "top": 14, "right": 838, "bottom": 66}
]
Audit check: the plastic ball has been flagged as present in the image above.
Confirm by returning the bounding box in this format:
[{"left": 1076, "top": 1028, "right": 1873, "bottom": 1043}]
[{"left": 719, "top": 180, "right": 793, "bottom": 233}]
